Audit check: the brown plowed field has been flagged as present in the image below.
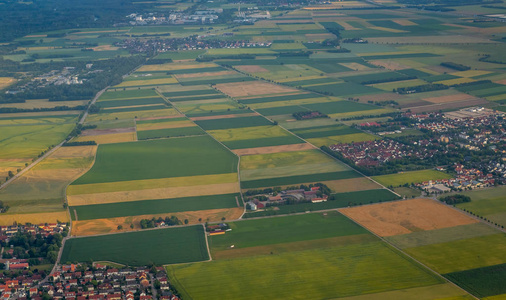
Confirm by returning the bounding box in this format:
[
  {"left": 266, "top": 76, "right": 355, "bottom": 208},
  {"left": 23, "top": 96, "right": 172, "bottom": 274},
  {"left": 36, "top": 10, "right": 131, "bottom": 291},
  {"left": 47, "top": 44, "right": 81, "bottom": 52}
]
[{"left": 340, "top": 198, "right": 477, "bottom": 237}]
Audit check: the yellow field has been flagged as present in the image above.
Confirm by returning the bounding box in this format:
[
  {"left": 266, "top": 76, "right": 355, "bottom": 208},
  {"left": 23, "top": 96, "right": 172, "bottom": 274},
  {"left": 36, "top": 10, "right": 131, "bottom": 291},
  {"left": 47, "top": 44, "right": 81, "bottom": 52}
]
[
  {"left": 340, "top": 62, "right": 371, "bottom": 71},
  {"left": 136, "top": 120, "right": 196, "bottom": 131},
  {"left": 115, "top": 77, "right": 178, "bottom": 87},
  {"left": 240, "top": 149, "right": 335, "bottom": 170},
  {"left": 372, "top": 79, "right": 429, "bottom": 91},
  {"left": 278, "top": 76, "right": 322, "bottom": 83},
  {"left": 452, "top": 70, "right": 492, "bottom": 77},
  {"left": 329, "top": 108, "right": 393, "bottom": 119},
  {"left": 393, "top": 19, "right": 417, "bottom": 26},
  {"left": 72, "top": 207, "right": 244, "bottom": 236},
  {"left": 74, "top": 132, "right": 136, "bottom": 144},
  {"left": 0, "top": 211, "right": 69, "bottom": 226},
  {"left": 208, "top": 125, "right": 292, "bottom": 142},
  {"left": 435, "top": 78, "right": 476, "bottom": 86},
  {"left": 336, "top": 21, "right": 361, "bottom": 30},
  {"left": 68, "top": 182, "right": 240, "bottom": 206},
  {"left": 369, "top": 26, "right": 408, "bottom": 33},
  {"left": 0, "top": 77, "right": 16, "bottom": 89},
  {"left": 487, "top": 94, "right": 506, "bottom": 101},
  {"left": 86, "top": 108, "right": 180, "bottom": 122},
  {"left": 307, "top": 133, "right": 379, "bottom": 147},
  {"left": 249, "top": 97, "right": 334, "bottom": 110},
  {"left": 67, "top": 173, "right": 238, "bottom": 195},
  {"left": 156, "top": 84, "right": 211, "bottom": 93},
  {"left": 137, "top": 63, "right": 217, "bottom": 72},
  {"left": 485, "top": 294, "right": 506, "bottom": 300}
]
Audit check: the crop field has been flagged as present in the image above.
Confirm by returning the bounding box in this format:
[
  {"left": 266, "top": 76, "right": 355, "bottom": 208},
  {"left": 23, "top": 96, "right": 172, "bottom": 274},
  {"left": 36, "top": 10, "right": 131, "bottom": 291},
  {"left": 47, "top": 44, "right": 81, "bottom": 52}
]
[
  {"left": 404, "top": 233, "right": 506, "bottom": 274},
  {"left": 99, "top": 89, "right": 159, "bottom": 100},
  {"left": 307, "top": 132, "right": 379, "bottom": 147},
  {"left": 86, "top": 108, "right": 180, "bottom": 122},
  {"left": 176, "top": 101, "right": 241, "bottom": 116},
  {"left": 240, "top": 150, "right": 350, "bottom": 181},
  {"left": 115, "top": 77, "right": 178, "bottom": 87},
  {"left": 215, "top": 81, "right": 300, "bottom": 98},
  {"left": 372, "top": 169, "right": 452, "bottom": 187},
  {"left": 0, "top": 123, "right": 75, "bottom": 159},
  {"left": 210, "top": 212, "right": 367, "bottom": 252},
  {"left": 0, "top": 145, "right": 96, "bottom": 215},
  {"left": 168, "top": 241, "right": 442, "bottom": 300},
  {"left": 452, "top": 186, "right": 506, "bottom": 227},
  {"left": 61, "top": 226, "right": 209, "bottom": 266},
  {"left": 136, "top": 118, "right": 196, "bottom": 131},
  {"left": 74, "top": 132, "right": 136, "bottom": 144},
  {"left": 67, "top": 173, "right": 238, "bottom": 196},
  {"left": 72, "top": 135, "right": 238, "bottom": 185},
  {"left": 290, "top": 124, "right": 362, "bottom": 139},
  {"left": 0, "top": 77, "right": 16, "bottom": 90},
  {"left": 207, "top": 125, "right": 297, "bottom": 142},
  {"left": 444, "top": 263, "right": 506, "bottom": 298},
  {"left": 71, "top": 193, "right": 240, "bottom": 220},
  {"left": 136, "top": 127, "right": 205, "bottom": 140},
  {"left": 194, "top": 115, "right": 272, "bottom": 130},
  {"left": 322, "top": 177, "right": 383, "bottom": 193},
  {"left": 337, "top": 284, "right": 472, "bottom": 300},
  {"left": 95, "top": 97, "right": 166, "bottom": 109},
  {"left": 385, "top": 223, "right": 499, "bottom": 249},
  {"left": 241, "top": 170, "right": 361, "bottom": 189},
  {"left": 340, "top": 198, "right": 478, "bottom": 237},
  {"left": 0, "top": 211, "right": 69, "bottom": 226}
]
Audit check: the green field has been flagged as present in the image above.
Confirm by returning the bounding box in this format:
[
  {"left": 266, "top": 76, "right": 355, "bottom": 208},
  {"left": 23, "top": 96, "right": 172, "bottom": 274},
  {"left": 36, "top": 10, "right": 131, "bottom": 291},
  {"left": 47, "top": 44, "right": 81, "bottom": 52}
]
[
  {"left": 291, "top": 124, "right": 362, "bottom": 139},
  {"left": 454, "top": 186, "right": 506, "bottom": 227},
  {"left": 61, "top": 225, "right": 209, "bottom": 265},
  {"left": 404, "top": 233, "right": 506, "bottom": 274},
  {"left": 444, "top": 263, "right": 506, "bottom": 298},
  {"left": 168, "top": 241, "right": 442, "bottom": 300},
  {"left": 195, "top": 116, "right": 273, "bottom": 130},
  {"left": 72, "top": 135, "right": 238, "bottom": 185},
  {"left": 96, "top": 97, "right": 165, "bottom": 108},
  {"left": 136, "top": 127, "right": 205, "bottom": 140},
  {"left": 372, "top": 169, "right": 452, "bottom": 187},
  {"left": 211, "top": 211, "right": 367, "bottom": 252},
  {"left": 72, "top": 193, "right": 240, "bottom": 220},
  {"left": 241, "top": 170, "right": 360, "bottom": 189},
  {"left": 100, "top": 89, "right": 159, "bottom": 100}
]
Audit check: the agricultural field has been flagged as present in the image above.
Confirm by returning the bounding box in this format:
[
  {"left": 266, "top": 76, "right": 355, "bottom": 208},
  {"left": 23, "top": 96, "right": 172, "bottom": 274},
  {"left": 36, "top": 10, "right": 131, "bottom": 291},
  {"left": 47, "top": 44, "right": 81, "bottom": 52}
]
[
  {"left": 372, "top": 169, "right": 453, "bottom": 187},
  {"left": 168, "top": 212, "right": 453, "bottom": 300},
  {"left": 452, "top": 186, "right": 506, "bottom": 228},
  {"left": 61, "top": 225, "right": 209, "bottom": 265}
]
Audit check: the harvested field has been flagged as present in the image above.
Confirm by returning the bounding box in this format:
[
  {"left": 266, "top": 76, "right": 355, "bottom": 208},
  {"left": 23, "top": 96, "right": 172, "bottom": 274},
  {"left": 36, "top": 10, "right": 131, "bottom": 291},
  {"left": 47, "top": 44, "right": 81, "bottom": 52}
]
[
  {"left": 215, "top": 81, "right": 299, "bottom": 98},
  {"left": 68, "top": 173, "right": 238, "bottom": 195},
  {"left": 404, "top": 98, "right": 489, "bottom": 113},
  {"left": 340, "top": 198, "right": 478, "bottom": 237},
  {"left": 340, "top": 62, "right": 371, "bottom": 71},
  {"left": 322, "top": 177, "right": 382, "bottom": 193},
  {"left": 422, "top": 93, "right": 479, "bottom": 104},
  {"left": 72, "top": 208, "right": 244, "bottom": 236},
  {"left": 393, "top": 19, "right": 417, "bottom": 26},
  {"left": 232, "top": 143, "right": 315, "bottom": 156},
  {"left": 359, "top": 93, "right": 404, "bottom": 102},
  {"left": 137, "top": 114, "right": 184, "bottom": 121},
  {"left": 48, "top": 145, "right": 97, "bottom": 159},
  {"left": 74, "top": 132, "right": 136, "bottom": 144},
  {"left": 68, "top": 182, "right": 240, "bottom": 206},
  {"left": 80, "top": 127, "right": 135, "bottom": 136},
  {"left": 189, "top": 113, "right": 258, "bottom": 121},
  {"left": 0, "top": 211, "right": 69, "bottom": 226},
  {"left": 136, "top": 121, "right": 196, "bottom": 131},
  {"left": 235, "top": 65, "right": 269, "bottom": 73}
]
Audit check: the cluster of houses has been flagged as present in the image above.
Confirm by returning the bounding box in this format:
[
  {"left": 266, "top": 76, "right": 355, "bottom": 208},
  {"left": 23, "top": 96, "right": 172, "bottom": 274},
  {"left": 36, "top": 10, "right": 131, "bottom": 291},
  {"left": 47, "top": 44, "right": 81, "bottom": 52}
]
[
  {"left": 247, "top": 186, "right": 328, "bottom": 211},
  {"left": 329, "top": 139, "right": 437, "bottom": 167},
  {"left": 0, "top": 223, "right": 68, "bottom": 270},
  {"left": 30, "top": 264, "right": 178, "bottom": 300},
  {"left": 126, "top": 9, "right": 222, "bottom": 25},
  {"left": 417, "top": 165, "right": 496, "bottom": 193},
  {"left": 118, "top": 36, "right": 270, "bottom": 54}
]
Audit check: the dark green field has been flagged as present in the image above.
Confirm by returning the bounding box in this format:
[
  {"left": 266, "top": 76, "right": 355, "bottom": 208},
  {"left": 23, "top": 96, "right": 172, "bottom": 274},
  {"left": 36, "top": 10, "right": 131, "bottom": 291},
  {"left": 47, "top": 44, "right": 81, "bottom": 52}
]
[
  {"left": 195, "top": 116, "right": 273, "bottom": 130},
  {"left": 61, "top": 226, "right": 209, "bottom": 266},
  {"left": 255, "top": 105, "right": 311, "bottom": 116},
  {"left": 100, "top": 104, "right": 170, "bottom": 113},
  {"left": 303, "top": 101, "right": 378, "bottom": 115},
  {"left": 239, "top": 93, "right": 320, "bottom": 105},
  {"left": 170, "top": 95, "right": 227, "bottom": 102},
  {"left": 304, "top": 83, "right": 380, "bottom": 97},
  {"left": 100, "top": 89, "right": 159, "bottom": 100},
  {"left": 240, "top": 170, "right": 361, "bottom": 189},
  {"left": 71, "top": 193, "right": 240, "bottom": 220},
  {"left": 444, "top": 263, "right": 506, "bottom": 298},
  {"left": 243, "top": 189, "right": 399, "bottom": 218},
  {"left": 136, "top": 126, "right": 205, "bottom": 140},
  {"left": 72, "top": 135, "right": 238, "bottom": 185},
  {"left": 211, "top": 211, "right": 369, "bottom": 251}
]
